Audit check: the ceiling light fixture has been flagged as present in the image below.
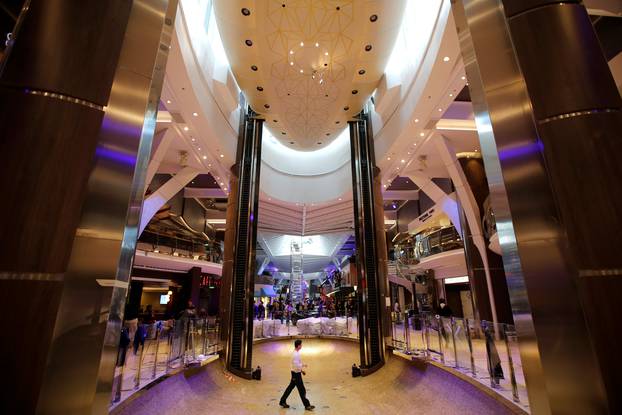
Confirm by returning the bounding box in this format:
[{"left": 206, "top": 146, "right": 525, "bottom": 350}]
[
  {"left": 315, "top": 42, "right": 319, "bottom": 47},
  {"left": 461, "top": 76, "right": 466, "bottom": 80},
  {"left": 290, "top": 61, "right": 294, "bottom": 66},
  {"left": 370, "top": 14, "right": 378, "bottom": 22},
  {"left": 241, "top": 8, "right": 250, "bottom": 16},
  {"left": 166, "top": 100, "right": 171, "bottom": 104},
  {"left": 257, "top": 86, "right": 263, "bottom": 91},
  {"left": 183, "top": 126, "right": 189, "bottom": 131},
  {"left": 197, "top": 147, "right": 201, "bottom": 150},
  {"left": 449, "top": 93, "right": 453, "bottom": 97},
  {"left": 438, "top": 108, "right": 443, "bottom": 112},
  {"left": 202, "top": 155, "right": 207, "bottom": 160},
  {"left": 401, "top": 159, "right": 405, "bottom": 163},
  {"left": 414, "top": 119, "right": 419, "bottom": 123},
  {"left": 300, "top": 41, "right": 304, "bottom": 46},
  {"left": 290, "top": 50, "right": 294, "bottom": 55},
  {"left": 245, "top": 39, "right": 253, "bottom": 46},
  {"left": 387, "top": 157, "right": 391, "bottom": 160},
  {"left": 191, "top": 138, "right": 195, "bottom": 141},
  {"left": 365, "top": 44, "right": 372, "bottom": 52},
  {"left": 220, "top": 154, "right": 224, "bottom": 158},
  {"left": 192, "top": 112, "right": 198, "bottom": 117},
  {"left": 251, "top": 65, "right": 258, "bottom": 71},
  {"left": 443, "top": 56, "right": 450, "bottom": 62},
  {"left": 420, "top": 132, "right": 425, "bottom": 137}
]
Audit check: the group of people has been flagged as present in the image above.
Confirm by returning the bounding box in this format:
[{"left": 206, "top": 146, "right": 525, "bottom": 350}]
[{"left": 254, "top": 297, "right": 357, "bottom": 322}]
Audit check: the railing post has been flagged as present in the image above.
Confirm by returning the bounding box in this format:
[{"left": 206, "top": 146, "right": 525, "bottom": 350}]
[
  {"left": 436, "top": 315, "right": 445, "bottom": 365},
  {"left": 404, "top": 312, "right": 411, "bottom": 354},
  {"left": 483, "top": 321, "right": 496, "bottom": 389},
  {"left": 465, "top": 318, "right": 476, "bottom": 377},
  {"left": 152, "top": 325, "right": 161, "bottom": 379},
  {"left": 165, "top": 322, "right": 174, "bottom": 373},
  {"left": 450, "top": 317, "right": 459, "bottom": 368},
  {"left": 134, "top": 336, "right": 146, "bottom": 389},
  {"left": 424, "top": 315, "right": 431, "bottom": 358},
  {"left": 503, "top": 324, "right": 520, "bottom": 402}
]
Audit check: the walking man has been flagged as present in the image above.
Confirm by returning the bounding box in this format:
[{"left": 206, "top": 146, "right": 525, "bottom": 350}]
[{"left": 279, "top": 339, "right": 315, "bottom": 411}]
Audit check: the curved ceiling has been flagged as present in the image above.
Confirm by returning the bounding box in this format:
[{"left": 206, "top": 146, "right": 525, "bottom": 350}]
[{"left": 214, "top": 0, "right": 406, "bottom": 150}]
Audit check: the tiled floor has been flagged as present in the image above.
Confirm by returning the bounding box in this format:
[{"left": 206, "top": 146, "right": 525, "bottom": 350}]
[{"left": 112, "top": 338, "right": 516, "bottom": 415}]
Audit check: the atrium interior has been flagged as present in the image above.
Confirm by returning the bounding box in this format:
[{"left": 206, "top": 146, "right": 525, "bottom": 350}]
[{"left": 1, "top": 0, "right": 621, "bottom": 414}]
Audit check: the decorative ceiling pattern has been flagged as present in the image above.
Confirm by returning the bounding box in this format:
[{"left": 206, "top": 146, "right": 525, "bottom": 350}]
[{"left": 214, "top": 0, "right": 405, "bottom": 149}]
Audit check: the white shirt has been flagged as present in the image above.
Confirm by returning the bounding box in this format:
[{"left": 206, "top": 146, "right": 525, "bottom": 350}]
[{"left": 291, "top": 350, "right": 303, "bottom": 372}]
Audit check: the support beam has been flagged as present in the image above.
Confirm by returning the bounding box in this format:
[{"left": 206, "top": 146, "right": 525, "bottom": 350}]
[
  {"left": 406, "top": 173, "right": 461, "bottom": 235},
  {"left": 139, "top": 166, "right": 199, "bottom": 235},
  {"left": 144, "top": 126, "right": 178, "bottom": 191}
]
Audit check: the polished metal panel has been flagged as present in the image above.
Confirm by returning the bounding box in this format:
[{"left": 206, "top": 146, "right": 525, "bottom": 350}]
[
  {"left": 451, "top": 0, "right": 608, "bottom": 413},
  {"left": 35, "top": 1, "right": 177, "bottom": 414}
]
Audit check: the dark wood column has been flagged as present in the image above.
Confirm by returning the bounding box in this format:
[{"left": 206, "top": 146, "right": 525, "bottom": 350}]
[
  {"left": 458, "top": 156, "right": 513, "bottom": 324},
  {"left": 453, "top": 0, "right": 621, "bottom": 412},
  {"left": 0, "top": 1, "right": 176, "bottom": 413}
]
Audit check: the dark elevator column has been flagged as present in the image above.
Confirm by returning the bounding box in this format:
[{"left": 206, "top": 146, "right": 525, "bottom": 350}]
[
  {"left": 0, "top": 1, "right": 176, "bottom": 413},
  {"left": 349, "top": 109, "right": 388, "bottom": 374},
  {"left": 453, "top": 0, "right": 621, "bottom": 413},
  {"left": 222, "top": 106, "right": 263, "bottom": 378}
]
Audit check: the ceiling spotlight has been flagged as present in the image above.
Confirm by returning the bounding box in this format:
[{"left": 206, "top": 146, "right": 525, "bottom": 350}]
[
  {"left": 443, "top": 56, "right": 450, "bottom": 62},
  {"left": 290, "top": 61, "right": 294, "bottom": 66},
  {"left": 290, "top": 50, "right": 294, "bottom": 55},
  {"left": 183, "top": 126, "right": 189, "bottom": 131},
  {"left": 315, "top": 42, "right": 319, "bottom": 47},
  {"left": 220, "top": 154, "right": 224, "bottom": 158},
  {"left": 338, "top": 198, "right": 342, "bottom": 201},
  {"left": 387, "top": 157, "right": 391, "bottom": 160},
  {"left": 352, "top": 90, "right": 358, "bottom": 95},
  {"left": 401, "top": 159, "right": 405, "bottom": 163},
  {"left": 344, "top": 106, "right": 349, "bottom": 111},
  {"left": 166, "top": 100, "right": 171, "bottom": 104},
  {"left": 197, "top": 147, "right": 201, "bottom": 150},
  {"left": 264, "top": 104, "right": 270, "bottom": 108},
  {"left": 420, "top": 132, "right": 425, "bottom": 137},
  {"left": 245, "top": 39, "right": 253, "bottom": 46},
  {"left": 300, "top": 41, "right": 304, "bottom": 46},
  {"left": 251, "top": 65, "right": 258, "bottom": 71},
  {"left": 257, "top": 86, "right": 264, "bottom": 91},
  {"left": 220, "top": 182, "right": 224, "bottom": 186},
  {"left": 208, "top": 163, "right": 212, "bottom": 167},
  {"left": 370, "top": 14, "right": 378, "bottom": 22},
  {"left": 414, "top": 119, "right": 419, "bottom": 123},
  {"left": 358, "top": 69, "right": 366, "bottom": 75},
  {"left": 300, "top": 69, "right": 303, "bottom": 73},
  {"left": 202, "top": 155, "right": 207, "bottom": 160},
  {"left": 191, "top": 138, "right": 195, "bottom": 141},
  {"left": 241, "top": 8, "right": 251, "bottom": 16},
  {"left": 383, "top": 184, "right": 387, "bottom": 188},
  {"left": 438, "top": 108, "right": 443, "bottom": 112},
  {"left": 193, "top": 112, "right": 198, "bottom": 117},
  {"left": 461, "top": 76, "right": 466, "bottom": 80},
  {"left": 365, "top": 44, "right": 372, "bottom": 52},
  {"left": 449, "top": 93, "right": 453, "bottom": 97}
]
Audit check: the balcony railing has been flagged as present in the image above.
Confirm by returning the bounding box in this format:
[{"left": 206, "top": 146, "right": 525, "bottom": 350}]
[
  {"left": 395, "top": 225, "right": 463, "bottom": 265},
  {"left": 390, "top": 313, "right": 530, "bottom": 413}
]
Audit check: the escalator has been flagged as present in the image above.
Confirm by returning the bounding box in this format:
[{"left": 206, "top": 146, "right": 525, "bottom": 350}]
[
  {"left": 349, "top": 108, "right": 386, "bottom": 373},
  {"left": 225, "top": 107, "right": 263, "bottom": 377}
]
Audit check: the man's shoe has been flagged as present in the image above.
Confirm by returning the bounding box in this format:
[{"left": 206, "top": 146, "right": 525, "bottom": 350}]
[
  {"left": 279, "top": 402, "right": 290, "bottom": 408},
  {"left": 305, "top": 405, "right": 315, "bottom": 411}
]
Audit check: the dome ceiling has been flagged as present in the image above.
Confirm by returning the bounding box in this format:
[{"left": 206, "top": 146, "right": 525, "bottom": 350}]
[{"left": 214, "top": 0, "right": 406, "bottom": 150}]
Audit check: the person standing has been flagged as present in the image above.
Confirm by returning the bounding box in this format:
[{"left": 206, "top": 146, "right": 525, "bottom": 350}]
[{"left": 279, "top": 339, "right": 314, "bottom": 411}]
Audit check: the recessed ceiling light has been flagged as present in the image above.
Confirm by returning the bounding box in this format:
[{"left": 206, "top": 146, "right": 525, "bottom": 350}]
[
  {"left": 326, "top": 133, "right": 330, "bottom": 136},
  {"left": 245, "top": 39, "right": 253, "bottom": 46},
  {"left": 370, "top": 14, "right": 378, "bottom": 22},
  {"left": 300, "top": 41, "right": 304, "bottom": 46},
  {"left": 241, "top": 8, "right": 250, "bottom": 16},
  {"left": 420, "top": 132, "right": 425, "bottom": 137},
  {"left": 344, "top": 106, "right": 349, "bottom": 111},
  {"left": 365, "top": 44, "right": 372, "bottom": 52},
  {"left": 264, "top": 104, "right": 270, "bottom": 109},
  {"left": 257, "top": 86, "right": 264, "bottom": 91},
  {"left": 383, "top": 184, "right": 387, "bottom": 188},
  {"left": 281, "top": 132, "right": 286, "bottom": 135},
  {"left": 352, "top": 90, "right": 358, "bottom": 94},
  {"left": 300, "top": 69, "right": 303, "bottom": 73},
  {"left": 438, "top": 108, "right": 443, "bottom": 112},
  {"left": 358, "top": 69, "right": 366, "bottom": 75},
  {"left": 387, "top": 157, "right": 391, "bottom": 160},
  {"left": 317, "top": 142, "right": 322, "bottom": 145},
  {"left": 325, "top": 52, "right": 329, "bottom": 56},
  {"left": 290, "top": 50, "right": 294, "bottom": 55},
  {"left": 414, "top": 119, "right": 419, "bottom": 123},
  {"left": 338, "top": 198, "right": 342, "bottom": 201},
  {"left": 461, "top": 76, "right": 466, "bottom": 80},
  {"left": 224, "top": 188, "right": 227, "bottom": 191},
  {"left": 251, "top": 65, "right": 258, "bottom": 71},
  {"left": 335, "top": 121, "right": 340, "bottom": 124},
  {"left": 166, "top": 100, "right": 171, "bottom": 104},
  {"left": 401, "top": 160, "right": 405, "bottom": 163},
  {"left": 202, "top": 155, "right": 207, "bottom": 160},
  {"left": 220, "top": 154, "right": 224, "bottom": 158},
  {"left": 197, "top": 147, "right": 201, "bottom": 150},
  {"left": 443, "top": 56, "right": 450, "bottom": 62},
  {"left": 315, "top": 42, "right": 319, "bottom": 47},
  {"left": 220, "top": 182, "right": 224, "bottom": 186},
  {"left": 191, "top": 138, "right": 195, "bottom": 141},
  {"left": 183, "top": 126, "right": 189, "bottom": 131},
  {"left": 449, "top": 93, "right": 453, "bottom": 97},
  {"left": 208, "top": 163, "right": 212, "bottom": 167},
  {"left": 273, "top": 119, "right": 278, "bottom": 122},
  {"left": 290, "top": 141, "right": 295, "bottom": 144},
  {"left": 192, "top": 112, "right": 198, "bottom": 117},
  {"left": 290, "top": 61, "right": 294, "bottom": 66}
]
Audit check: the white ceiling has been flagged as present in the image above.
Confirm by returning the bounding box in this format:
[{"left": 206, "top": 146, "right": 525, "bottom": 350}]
[{"left": 215, "top": 0, "right": 406, "bottom": 149}]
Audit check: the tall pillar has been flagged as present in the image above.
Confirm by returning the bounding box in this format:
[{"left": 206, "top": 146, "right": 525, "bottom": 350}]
[
  {"left": 453, "top": 0, "right": 621, "bottom": 412},
  {"left": 349, "top": 108, "right": 387, "bottom": 374},
  {"left": 0, "top": 1, "right": 176, "bottom": 413},
  {"left": 458, "top": 155, "right": 513, "bottom": 324},
  {"left": 222, "top": 104, "right": 263, "bottom": 378}
]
